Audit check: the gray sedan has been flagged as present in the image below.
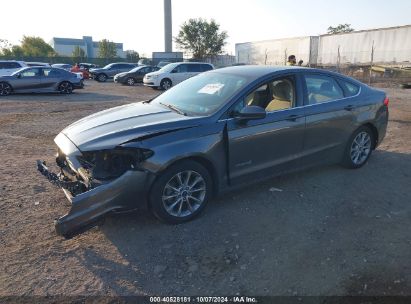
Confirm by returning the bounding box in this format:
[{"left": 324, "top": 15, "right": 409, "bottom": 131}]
[
  {"left": 37, "top": 66, "right": 388, "bottom": 238},
  {"left": 0, "top": 67, "right": 83, "bottom": 96}
]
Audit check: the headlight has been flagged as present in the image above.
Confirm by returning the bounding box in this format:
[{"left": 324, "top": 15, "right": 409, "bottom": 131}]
[{"left": 78, "top": 148, "right": 154, "bottom": 180}]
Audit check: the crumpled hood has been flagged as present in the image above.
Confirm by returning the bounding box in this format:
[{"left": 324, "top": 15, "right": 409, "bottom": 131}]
[{"left": 61, "top": 102, "right": 201, "bottom": 151}]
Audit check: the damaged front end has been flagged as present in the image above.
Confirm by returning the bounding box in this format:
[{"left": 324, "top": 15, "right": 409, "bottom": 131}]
[{"left": 37, "top": 133, "right": 154, "bottom": 238}]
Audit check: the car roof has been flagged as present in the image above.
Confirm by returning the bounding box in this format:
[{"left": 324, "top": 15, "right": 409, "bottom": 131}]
[{"left": 213, "top": 65, "right": 358, "bottom": 80}]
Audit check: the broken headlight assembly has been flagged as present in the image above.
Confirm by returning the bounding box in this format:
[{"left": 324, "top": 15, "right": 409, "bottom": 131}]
[{"left": 77, "top": 148, "right": 154, "bottom": 181}]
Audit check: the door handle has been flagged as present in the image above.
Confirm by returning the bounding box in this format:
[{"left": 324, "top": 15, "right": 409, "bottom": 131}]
[
  {"left": 344, "top": 105, "right": 355, "bottom": 111},
  {"left": 286, "top": 114, "right": 302, "bottom": 121}
]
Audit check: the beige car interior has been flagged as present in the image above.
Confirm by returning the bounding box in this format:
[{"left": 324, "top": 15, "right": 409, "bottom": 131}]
[{"left": 246, "top": 78, "right": 295, "bottom": 112}]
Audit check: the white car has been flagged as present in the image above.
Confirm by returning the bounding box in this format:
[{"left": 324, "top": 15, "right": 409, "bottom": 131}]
[
  {"left": 0, "top": 61, "right": 27, "bottom": 76},
  {"left": 143, "top": 62, "right": 214, "bottom": 90}
]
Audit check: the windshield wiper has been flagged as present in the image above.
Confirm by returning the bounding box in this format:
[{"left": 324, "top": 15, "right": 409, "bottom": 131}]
[{"left": 159, "top": 102, "right": 187, "bottom": 116}]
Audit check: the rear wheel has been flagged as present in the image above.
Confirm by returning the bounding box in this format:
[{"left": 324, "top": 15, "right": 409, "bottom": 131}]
[
  {"left": 149, "top": 160, "right": 212, "bottom": 224},
  {"left": 97, "top": 74, "right": 107, "bottom": 82},
  {"left": 126, "top": 77, "right": 136, "bottom": 86},
  {"left": 341, "top": 126, "right": 374, "bottom": 169},
  {"left": 160, "top": 78, "right": 172, "bottom": 90},
  {"left": 58, "top": 81, "right": 73, "bottom": 94},
  {"left": 0, "top": 82, "right": 12, "bottom": 96}
]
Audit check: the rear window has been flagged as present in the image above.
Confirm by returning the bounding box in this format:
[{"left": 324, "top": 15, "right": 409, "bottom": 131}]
[
  {"left": 304, "top": 74, "right": 344, "bottom": 104},
  {"left": 340, "top": 80, "right": 360, "bottom": 97},
  {"left": 0, "top": 62, "right": 22, "bottom": 69},
  {"left": 201, "top": 64, "right": 213, "bottom": 72}
]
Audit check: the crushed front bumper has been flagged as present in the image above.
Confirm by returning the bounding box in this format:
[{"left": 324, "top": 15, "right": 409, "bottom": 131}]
[{"left": 36, "top": 160, "right": 150, "bottom": 238}]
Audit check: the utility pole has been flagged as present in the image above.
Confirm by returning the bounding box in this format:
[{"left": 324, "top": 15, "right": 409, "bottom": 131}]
[{"left": 164, "top": 0, "right": 172, "bottom": 52}]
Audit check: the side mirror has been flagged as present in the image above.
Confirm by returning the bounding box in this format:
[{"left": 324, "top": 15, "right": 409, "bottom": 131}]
[
  {"left": 171, "top": 69, "right": 177, "bottom": 73},
  {"left": 234, "top": 106, "right": 266, "bottom": 121},
  {"left": 16, "top": 74, "right": 21, "bottom": 78}
]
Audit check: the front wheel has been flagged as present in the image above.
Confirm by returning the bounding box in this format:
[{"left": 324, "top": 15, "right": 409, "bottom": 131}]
[
  {"left": 126, "top": 77, "right": 136, "bottom": 86},
  {"left": 58, "top": 81, "right": 73, "bottom": 94},
  {"left": 0, "top": 82, "right": 12, "bottom": 96},
  {"left": 97, "top": 74, "right": 107, "bottom": 82},
  {"left": 160, "top": 79, "right": 172, "bottom": 90},
  {"left": 341, "top": 126, "right": 374, "bottom": 169},
  {"left": 149, "top": 160, "right": 212, "bottom": 224}
]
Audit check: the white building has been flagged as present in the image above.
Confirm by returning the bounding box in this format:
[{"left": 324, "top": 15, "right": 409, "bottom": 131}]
[{"left": 50, "top": 36, "right": 125, "bottom": 58}]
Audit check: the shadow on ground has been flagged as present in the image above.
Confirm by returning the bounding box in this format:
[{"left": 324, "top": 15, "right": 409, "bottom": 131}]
[{"left": 76, "top": 150, "right": 411, "bottom": 295}]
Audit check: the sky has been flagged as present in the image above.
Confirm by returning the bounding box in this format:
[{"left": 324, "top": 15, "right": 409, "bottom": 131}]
[{"left": 1, "top": 0, "right": 411, "bottom": 56}]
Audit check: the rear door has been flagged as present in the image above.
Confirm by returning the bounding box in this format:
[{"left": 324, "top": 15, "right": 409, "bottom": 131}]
[
  {"left": 187, "top": 64, "right": 202, "bottom": 78},
  {"left": 301, "top": 73, "right": 357, "bottom": 166},
  {"left": 13, "top": 68, "right": 42, "bottom": 92},
  {"left": 227, "top": 74, "right": 306, "bottom": 185},
  {"left": 41, "top": 68, "right": 62, "bottom": 90}
]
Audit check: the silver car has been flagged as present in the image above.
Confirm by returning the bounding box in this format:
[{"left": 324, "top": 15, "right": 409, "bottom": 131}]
[{"left": 0, "top": 67, "right": 84, "bottom": 96}]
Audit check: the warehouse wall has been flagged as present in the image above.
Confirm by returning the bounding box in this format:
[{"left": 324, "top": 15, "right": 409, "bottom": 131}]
[{"left": 235, "top": 25, "right": 411, "bottom": 66}]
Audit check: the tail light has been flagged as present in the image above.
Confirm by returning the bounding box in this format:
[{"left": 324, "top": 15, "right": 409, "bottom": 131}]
[{"left": 383, "top": 97, "right": 389, "bottom": 106}]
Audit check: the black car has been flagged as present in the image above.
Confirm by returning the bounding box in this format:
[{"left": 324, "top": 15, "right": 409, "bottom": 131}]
[
  {"left": 0, "top": 67, "right": 84, "bottom": 96},
  {"left": 37, "top": 66, "right": 388, "bottom": 238},
  {"left": 114, "top": 65, "right": 160, "bottom": 86},
  {"left": 89, "top": 63, "right": 137, "bottom": 82}
]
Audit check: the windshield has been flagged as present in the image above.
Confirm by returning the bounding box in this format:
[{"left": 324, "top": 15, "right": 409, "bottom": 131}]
[
  {"left": 151, "top": 72, "right": 248, "bottom": 116},
  {"left": 11, "top": 68, "right": 27, "bottom": 76},
  {"left": 159, "top": 62, "right": 179, "bottom": 72}
]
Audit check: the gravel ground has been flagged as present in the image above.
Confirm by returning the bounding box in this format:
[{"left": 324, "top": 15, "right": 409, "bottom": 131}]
[{"left": 0, "top": 80, "right": 410, "bottom": 297}]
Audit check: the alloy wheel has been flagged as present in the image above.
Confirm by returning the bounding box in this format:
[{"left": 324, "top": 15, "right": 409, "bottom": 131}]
[
  {"left": 162, "top": 170, "right": 206, "bottom": 217},
  {"left": 350, "top": 131, "right": 371, "bottom": 165},
  {"left": 127, "top": 78, "right": 135, "bottom": 86},
  {"left": 59, "top": 82, "right": 73, "bottom": 94},
  {"left": 161, "top": 80, "right": 172, "bottom": 90},
  {"left": 0, "top": 83, "right": 11, "bottom": 96}
]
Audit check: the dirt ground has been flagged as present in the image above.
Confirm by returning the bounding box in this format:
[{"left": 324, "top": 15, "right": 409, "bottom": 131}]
[{"left": 0, "top": 80, "right": 410, "bottom": 297}]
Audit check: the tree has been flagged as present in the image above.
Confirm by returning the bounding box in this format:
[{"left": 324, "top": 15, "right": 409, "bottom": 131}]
[
  {"left": 20, "top": 36, "right": 56, "bottom": 56},
  {"left": 72, "top": 46, "right": 86, "bottom": 62},
  {"left": 0, "top": 39, "right": 12, "bottom": 50},
  {"left": 98, "top": 39, "right": 117, "bottom": 59},
  {"left": 175, "top": 18, "right": 228, "bottom": 59},
  {"left": 327, "top": 24, "right": 354, "bottom": 34},
  {"left": 126, "top": 50, "right": 139, "bottom": 62}
]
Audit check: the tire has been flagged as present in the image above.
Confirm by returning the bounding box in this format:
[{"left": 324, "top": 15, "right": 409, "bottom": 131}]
[
  {"left": 149, "top": 160, "right": 212, "bottom": 224},
  {"left": 0, "top": 82, "right": 12, "bottom": 96},
  {"left": 126, "top": 77, "right": 136, "bottom": 86},
  {"left": 58, "top": 81, "right": 73, "bottom": 94},
  {"left": 97, "top": 74, "right": 107, "bottom": 82},
  {"left": 341, "top": 125, "right": 374, "bottom": 169},
  {"left": 160, "top": 78, "right": 172, "bottom": 90}
]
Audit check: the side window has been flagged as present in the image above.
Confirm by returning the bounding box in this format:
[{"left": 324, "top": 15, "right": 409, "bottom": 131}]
[
  {"left": 4, "top": 62, "right": 21, "bottom": 69},
  {"left": 43, "top": 68, "right": 61, "bottom": 77},
  {"left": 0, "top": 62, "right": 6, "bottom": 69},
  {"left": 201, "top": 64, "right": 213, "bottom": 72},
  {"left": 340, "top": 79, "right": 360, "bottom": 97},
  {"left": 305, "top": 74, "right": 344, "bottom": 104},
  {"left": 173, "top": 64, "right": 188, "bottom": 73},
  {"left": 188, "top": 64, "right": 202, "bottom": 72},
  {"left": 244, "top": 77, "right": 295, "bottom": 112},
  {"left": 20, "top": 68, "right": 41, "bottom": 77}
]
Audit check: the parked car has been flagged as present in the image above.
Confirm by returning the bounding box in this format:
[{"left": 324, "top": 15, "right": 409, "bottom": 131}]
[
  {"left": 26, "top": 62, "right": 51, "bottom": 67},
  {"left": 0, "top": 67, "right": 83, "bottom": 96},
  {"left": 114, "top": 65, "right": 160, "bottom": 86},
  {"left": 89, "top": 63, "right": 137, "bottom": 82},
  {"left": 36, "top": 66, "right": 389, "bottom": 238},
  {"left": 143, "top": 62, "right": 214, "bottom": 90},
  {"left": 52, "top": 63, "right": 72, "bottom": 71},
  {"left": 0, "top": 60, "right": 27, "bottom": 76}
]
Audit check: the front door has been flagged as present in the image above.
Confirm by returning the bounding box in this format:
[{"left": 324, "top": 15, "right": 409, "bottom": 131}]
[
  {"left": 227, "top": 75, "right": 306, "bottom": 185},
  {"left": 13, "top": 68, "right": 42, "bottom": 92}
]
